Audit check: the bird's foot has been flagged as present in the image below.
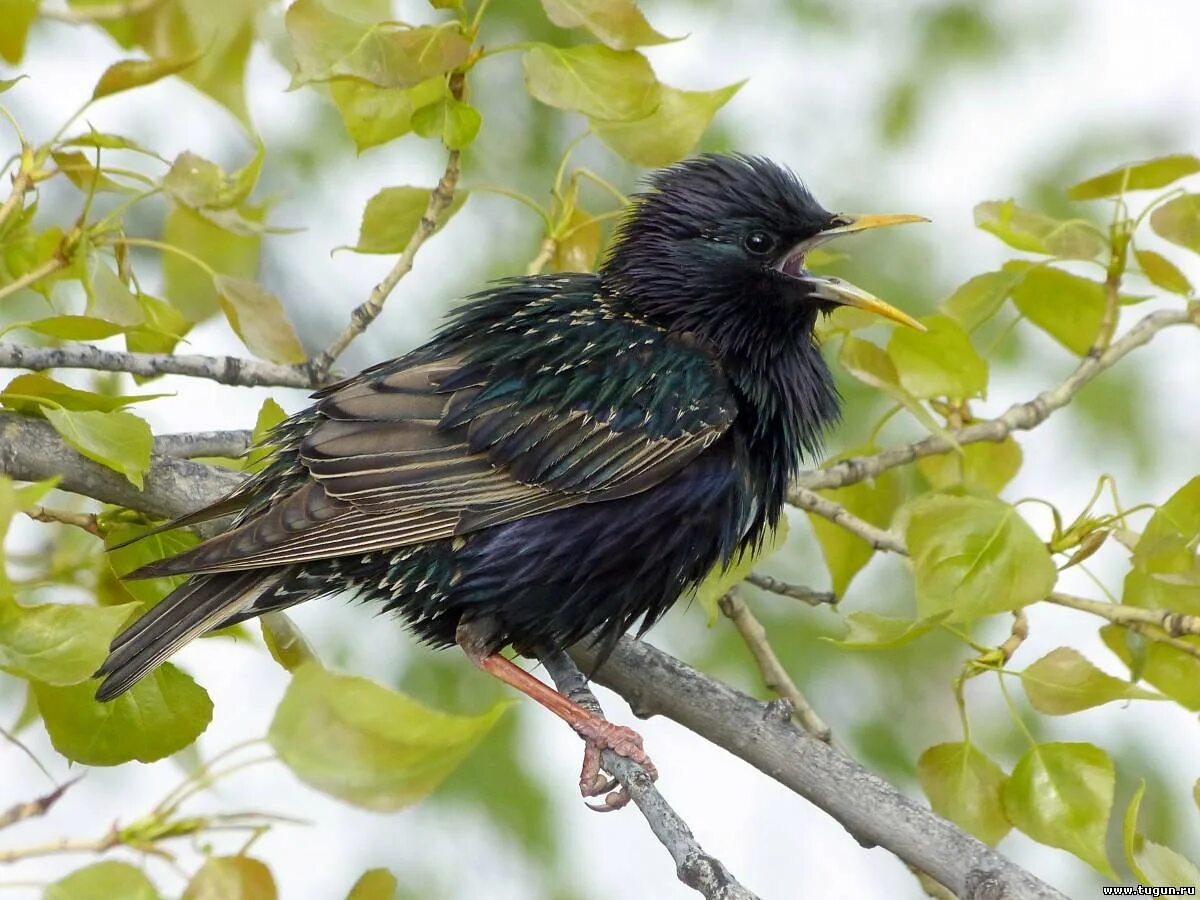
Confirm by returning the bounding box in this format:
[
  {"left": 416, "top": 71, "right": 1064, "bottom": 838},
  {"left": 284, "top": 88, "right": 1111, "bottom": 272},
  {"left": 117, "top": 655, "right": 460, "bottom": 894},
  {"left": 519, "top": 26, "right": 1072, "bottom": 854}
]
[{"left": 574, "top": 718, "right": 657, "bottom": 813}]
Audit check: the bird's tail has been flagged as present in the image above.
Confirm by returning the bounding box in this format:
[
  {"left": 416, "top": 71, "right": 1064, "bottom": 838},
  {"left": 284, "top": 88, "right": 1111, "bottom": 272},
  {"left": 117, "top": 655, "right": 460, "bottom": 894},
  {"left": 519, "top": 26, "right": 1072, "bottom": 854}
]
[{"left": 94, "top": 568, "right": 286, "bottom": 701}]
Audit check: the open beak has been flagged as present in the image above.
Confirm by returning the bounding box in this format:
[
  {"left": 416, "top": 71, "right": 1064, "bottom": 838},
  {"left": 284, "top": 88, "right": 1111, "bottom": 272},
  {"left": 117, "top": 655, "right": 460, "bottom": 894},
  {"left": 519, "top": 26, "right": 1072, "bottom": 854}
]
[{"left": 776, "top": 212, "right": 928, "bottom": 331}]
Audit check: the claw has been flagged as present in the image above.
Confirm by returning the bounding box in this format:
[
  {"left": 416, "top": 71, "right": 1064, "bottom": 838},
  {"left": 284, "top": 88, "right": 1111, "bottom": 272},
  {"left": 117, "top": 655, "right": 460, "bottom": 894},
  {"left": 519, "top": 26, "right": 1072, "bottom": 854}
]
[{"left": 572, "top": 717, "right": 657, "bottom": 811}]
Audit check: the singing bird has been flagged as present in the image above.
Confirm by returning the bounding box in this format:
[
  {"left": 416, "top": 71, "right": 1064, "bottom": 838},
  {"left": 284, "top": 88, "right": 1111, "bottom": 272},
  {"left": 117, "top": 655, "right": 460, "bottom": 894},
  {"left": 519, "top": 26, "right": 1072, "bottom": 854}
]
[{"left": 96, "top": 155, "right": 923, "bottom": 805}]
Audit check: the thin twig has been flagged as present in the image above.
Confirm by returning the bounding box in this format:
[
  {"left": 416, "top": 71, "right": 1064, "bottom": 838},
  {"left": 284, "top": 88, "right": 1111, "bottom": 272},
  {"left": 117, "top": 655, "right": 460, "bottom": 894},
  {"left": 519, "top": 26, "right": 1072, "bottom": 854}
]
[
  {"left": 1046, "top": 593, "right": 1200, "bottom": 639},
  {"left": 717, "top": 590, "right": 832, "bottom": 741},
  {"left": 538, "top": 650, "right": 761, "bottom": 900},
  {"left": 998, "top": 609, "right": 1030, "bottom": 664},
  {"left": 0, "top": 778, "right": 81, "bottom": 833},
  {"left": 0, "top": 829, "right": 123, "bottom": 865},
  {"left": 0, "top": 168, "right": 32, "bottom": 234},
  {"left": 526, "top": 235, "right": 557, "bottom": 276},
  {"left": 790, "top": 486, "right": 906, "bottom": 553},
  {"left": 0, "top": 258, "right": 66, "bottom": 304},
  {"left": 743, "top": 572, "right": 836, "bottom": 607},
  {"left": 24, "top": 506, "right": 101, "bottom": 536}
]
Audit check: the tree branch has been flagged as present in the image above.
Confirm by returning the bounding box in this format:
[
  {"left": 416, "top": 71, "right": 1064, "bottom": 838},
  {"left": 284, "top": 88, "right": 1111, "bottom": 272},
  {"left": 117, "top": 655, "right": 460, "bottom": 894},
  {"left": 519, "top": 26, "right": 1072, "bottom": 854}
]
[
  {"left": 0, "top": 342, "right": 314, "bottom": 389},
  {"left": 570, "top": 638, "right": 1068, "bottom": 900},
  {"left": 743, "top": 572, "right": 836, "bottom": 607},
  {"left": 155, "top": 430, "right": 253, "bottom": 460},
  {"left": 539, "top": 651, "right": 760, "bottom": 900}
]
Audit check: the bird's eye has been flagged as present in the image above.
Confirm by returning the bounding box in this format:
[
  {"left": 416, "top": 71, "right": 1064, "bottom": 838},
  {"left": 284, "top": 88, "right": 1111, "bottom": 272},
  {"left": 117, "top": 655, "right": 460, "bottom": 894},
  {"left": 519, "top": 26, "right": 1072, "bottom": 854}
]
[{"left": 743, "top": 231, "right": 777, "bottom": 256}]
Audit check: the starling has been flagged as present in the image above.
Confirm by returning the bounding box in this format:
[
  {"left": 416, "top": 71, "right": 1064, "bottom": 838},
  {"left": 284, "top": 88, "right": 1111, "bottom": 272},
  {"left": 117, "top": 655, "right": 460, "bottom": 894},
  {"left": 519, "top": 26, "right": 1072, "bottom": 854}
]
[{"left": 96, "top": 154, "right": 923, "bottom": 806}]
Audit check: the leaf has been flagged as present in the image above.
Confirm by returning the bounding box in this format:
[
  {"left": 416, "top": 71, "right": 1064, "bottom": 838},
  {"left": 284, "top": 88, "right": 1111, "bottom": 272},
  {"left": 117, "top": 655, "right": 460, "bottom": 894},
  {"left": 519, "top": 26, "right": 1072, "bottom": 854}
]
[
  {"left": 940, "top": 267, "right": 1026, "bottom": 332},
  {"left": 887, "top": 314, "right": 987, "bottom": 399},
  {"left": 213, "top": 275, "right": 305, "bottom": 365},
  {"left": 0, "top": 75, "right": 28, "bottom": 93},
  {"left": 59, "top": 131, "right": 155, "bottom": 156},
  {"left": 92, "top": 54, "right": 200, "bottom": 99},
  {"left": 522, "top": 44, "right": 659, "bottom": 122},
  {"left": 1123, "top": 782, "right": 1200, "bottom": 889},
  {"left": 1102, "top": 625, "right": 1200, "bottom": 711},
  {"left": 553, "top": 206, "right": 603, "bottom": 273},
  {"left": 43, "top": 408, "right": 153, "bottom": 488},
  {"left": 916, "top": 438, "right": 1022, "bottom": 494},
  {"left": 808, "top": 448, "right": 901, "bottom": 595},
  {"left": 1020, "top": 647, "right": 1161, "bottom": 715},
  {"left": 1010, "top": 266, "right": 1106, "bottom": 356},
  {"left": 183, "top": 857, "right": 276, "bottom": 900},
  {"left": 1124, "top": 477, "right": 1200, "bottom": 615},
  {"left": 0, "top": 0, "right": 37, "bottom": 65},
  {"left": 974, "top": 200, "right": 1106, "bottom": 259},
  {"left": 13, "top": 316, "right": 127, "bottom": 341},
  {"left": 36, "top": 663, "right": 213, "bottom": 765},
  {"left": 0, "top": 597, "right": 134, "bottom": 686},
  {"left": 592, "top": 81, "right": 742, "bottom": 166},
  {"left": 826, "top": 611, "right": 949, "bottom": 650},
  {"left": 346, "top": 869, "right": 398, "bottom": 900},
  {"left": 540, "top": 0, "right": 673, "bottom": 49},
  {"left": 44, "top": 861, "right": 159, "bottom": 900},
  {"left": 85, "top": 254, "right": 143, "bottom": 326},
  {"left": 904, "top": 493, "right": 1056, "bottom": 622},
  {"left": 51, "top": 151, "right": 130, "bottom": 195},
  {"left": 1135, "top": 249, "right": 1193, "bottom": 296},
  {"left": 0, "top": 373, "right": 165, "bottom": 415},
  {"left": 837, "top": 336, "right": 954, "bottom": 444},
  {"left": 269, "top": 662, "right": 507, "bottom": 810},
  {"left": 347, "top": 185, "right": 468, "bottom": 254},
  {"left": 1003, "top": 741, "right": 1115, "bottom": 877},
  {"left": 104, "top": 520, "right": 201, "bottom": 610},
  {"left": 917, "top": 742, "right": 1011, "bottom": 845},
  {"left": 126, "top": 293, "right": 192, "bottom": 357},
  {"left": 1068, "top": 155, "right": 1200, "bottom": 200},
  {"left": 246, "top": 397, "right": 288, "bottom": 472},
  {"left": 411, "top": 96, "right": 482, "bottom": 150},
  {"left": 695, "top": 520, "right": 788, "bottom": 625},
  {"left": 329, "top": 77, "right": 445, "bottom": 153},
  {"left": 163, "top": 149, "right": 261, "bottom": 212},
  {"left": 1151, "top": 194, "right": 1200, "bottom": 254},
  {"left": 163, "top": 205, "right": 261, "bottom": 321},
  {"left": 286, "top": 0, "right": 469, "bottom": 88}
]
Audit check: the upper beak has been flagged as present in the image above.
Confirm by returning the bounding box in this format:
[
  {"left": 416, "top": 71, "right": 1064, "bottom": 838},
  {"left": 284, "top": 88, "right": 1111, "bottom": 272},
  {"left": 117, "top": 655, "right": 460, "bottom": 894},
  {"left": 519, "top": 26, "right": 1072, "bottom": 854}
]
[{"left": 775, "top": 212, "right": 929, "bottom": 331}]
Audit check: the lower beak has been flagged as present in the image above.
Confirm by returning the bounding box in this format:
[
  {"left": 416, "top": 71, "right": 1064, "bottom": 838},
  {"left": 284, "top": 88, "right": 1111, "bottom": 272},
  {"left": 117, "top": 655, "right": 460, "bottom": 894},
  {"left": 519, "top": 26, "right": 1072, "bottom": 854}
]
[{"left": 776, "top": 211, "right": 928, "bottom": 331}]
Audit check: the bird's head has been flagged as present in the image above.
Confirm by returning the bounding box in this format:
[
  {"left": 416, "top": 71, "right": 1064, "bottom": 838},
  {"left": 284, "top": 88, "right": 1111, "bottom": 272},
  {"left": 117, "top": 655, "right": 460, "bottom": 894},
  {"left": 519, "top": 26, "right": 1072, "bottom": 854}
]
[{"left": 600, "top": 154, "right": 925, "bottom": 357}]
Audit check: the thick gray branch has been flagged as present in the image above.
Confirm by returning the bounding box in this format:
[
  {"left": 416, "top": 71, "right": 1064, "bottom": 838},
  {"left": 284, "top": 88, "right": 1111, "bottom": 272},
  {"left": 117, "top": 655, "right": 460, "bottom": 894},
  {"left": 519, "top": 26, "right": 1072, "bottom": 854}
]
[{"left": 570, "top": 639, "right": 1067, "bottom": 900}]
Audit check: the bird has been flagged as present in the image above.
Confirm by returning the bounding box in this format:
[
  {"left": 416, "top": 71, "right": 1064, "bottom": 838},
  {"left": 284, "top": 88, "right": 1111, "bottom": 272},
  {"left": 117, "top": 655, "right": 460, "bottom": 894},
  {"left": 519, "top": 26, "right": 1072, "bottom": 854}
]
[{"left": 95, "top": 154, "right": 924, "bottom": 808}]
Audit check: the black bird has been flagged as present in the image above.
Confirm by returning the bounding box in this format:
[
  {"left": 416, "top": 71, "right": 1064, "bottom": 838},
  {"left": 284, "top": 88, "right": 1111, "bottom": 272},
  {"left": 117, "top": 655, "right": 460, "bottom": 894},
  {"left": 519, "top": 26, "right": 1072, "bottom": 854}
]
[{"left": 96, "top": 155, "right": 923, "bottom": 805}]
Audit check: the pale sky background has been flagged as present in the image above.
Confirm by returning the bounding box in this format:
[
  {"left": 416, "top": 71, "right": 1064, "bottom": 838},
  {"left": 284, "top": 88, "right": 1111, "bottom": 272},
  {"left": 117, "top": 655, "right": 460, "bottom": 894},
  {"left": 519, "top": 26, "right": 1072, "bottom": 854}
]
[{"left": 2, "top": 1, "right": 1200, "bottom": 898}]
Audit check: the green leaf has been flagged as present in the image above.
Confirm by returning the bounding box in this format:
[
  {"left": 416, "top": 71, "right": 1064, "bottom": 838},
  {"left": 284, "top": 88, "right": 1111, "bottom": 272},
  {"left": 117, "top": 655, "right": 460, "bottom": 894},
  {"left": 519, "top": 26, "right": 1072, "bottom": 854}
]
[
  {"left": 592, "top": 81, "right": 743, "bottom": 166},
  {"left": 246, "top": 397, "right": 288, "bottom": 473},
  {"left": 1123, "top": 782, "right": 1200, "bottom": 889},
  {"left": 329, "top": 77, "right": 445, "bottom": 153},
  {"left": 1068, "top": 155, "right": 1200, "bottom": 200},
  {"left": 269, "top": 662, "right": 507, "bottom": 810},
  {"left": 916, "top": 438, "right": 1022, "bottom": 495},
  {"left": 887, "top": 314, "right": 987, "bottom": 399},
  {"left": 162, "top": 204, "right": 260, "bottom": 321},
  {"left": 940, "top": 267, "right": 1026, "bottom": 332},
  {"left": 0, "top": 0, "right": 37, "bottom": 65},
  {"left": 1, "top": 373, "right": 165, "bottom": 415},
  {"left": 0, "top": 597, "right": 134, "bottom": 686},
  {"left": 163, "top": 149, "right": 262, "bottom": 213},
  {"left": 346, "top": 869, "right": 398, "bottom": 900},
  {"left": 51, "top": 151, "right": 131, "bottom": 195},
  {"left": 126, "top": 293, "right": 192, "bottom": 357},
  {"left": 1102, "top": 625, "right": 1200, "bottom": 711},
  {"left": 1135, "top": 249, "right": 1193, "bottom": 296},
  {"left": 974, "top": 200, "right": 1106, "bottom": 259},
  {"left": 92, "top": 54, "right": 200, "bottom": 100},
  {"left": 540, "top": 0, "right": 673, "bottom": 49},
  {"left": 917, "top": 742, "right": 1011, "bottom": 845},
  {"left": 212, "top": 275, "right": 305, "bottom": 365},
  {"left": 104, "top": 520, "right": 200, "bottom": 610},
  {"left": 0, "top": 477, "right": 56, "bottom": 592},
  {"left": 44, "top": 861, "right": 159, "bottom": 900},
  {"left": 826, "top": 611, "right": 948, "bottom": 650},
  {"left": 808, "top": 448, "right": 901, "bottom": 595},
  {"left": 43, "top": 408, "right": 153, "bottom": 488},
  {"left": 1020, "top": 647, "right": 1161, "bottom": 715},
  {"left": 1124, "top": 477, "right": 1200, "bottom": 615},
  {"left": 12, "top": 316, "right": 127, "bottom": 341},
  {"left": 522, "top": 44, "right": 659, "bottom": 121},
  {"left": 1003, "top": 741, "right": 1115, "bottom": 877},
  {"left": 1151, "top": 194, "right": 1200, "bottom": 255},
  {"left": 837, "top": 335, "right": 951, "bottom": 441},
  {"left": 1010, "top": 266, "right": 1106, "bottom": 356},
  {"left": 36, "top": 663, "right": 213, "bottom": 765},
  {"left": 904, "top": 493, "right": 1056, "bottom": 622},
  {"left": 286, "top": 0, "right": 469, "bottom": 88},
  {"left": 347, "top": 185, "right": 467, "bottom": 254},
  {"left": 183, "top": 857, "right": 276, "bottom": 900},
  {"left": 60, "top": 131, "right": 156, "bottom": 156},
  {"left": 552, "top": 206, "right": 603, "bottom": 273},
  {"left": 695, "top": 519, "right": 788, "bottom": 625},
  {"left": 0, "top": 74, "right": 28, "bottom": 93},
  {"left": 411, "top": 96, "right": 482, "bottom": 150},
  {"left": 85, "top": 254, "right": 143, "bottom": 326}
]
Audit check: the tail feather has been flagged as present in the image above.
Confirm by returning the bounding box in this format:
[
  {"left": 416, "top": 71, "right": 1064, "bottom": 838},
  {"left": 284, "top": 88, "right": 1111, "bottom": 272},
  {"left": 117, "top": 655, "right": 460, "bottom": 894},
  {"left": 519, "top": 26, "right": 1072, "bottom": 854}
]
[{"left": 94, "top": 569, "right": 283, "bottom": 701}]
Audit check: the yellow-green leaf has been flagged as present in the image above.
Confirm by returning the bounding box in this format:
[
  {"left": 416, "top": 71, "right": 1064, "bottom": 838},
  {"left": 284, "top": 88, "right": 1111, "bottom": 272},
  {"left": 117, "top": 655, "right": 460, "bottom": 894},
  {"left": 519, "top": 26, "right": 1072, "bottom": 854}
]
[
  {"left": 269, "top": 662, "right": 507, "bottom": 810},
  {"left": 104, "top": 520, "right": 200, "bottom": 611},
  {"left": 592, "top": 81, "right": 742, "bottom": 166},
  {"left": 540, "top": 0, "right": 672, "bottom": 50},
  {"left": 347, "top": 185, "right": 468, "bottom": 254},
  {"left": 522, "top": 43, "right": 659, "bottom": 122},
  {"left": 916, "top": 438, "right": 1022, "bottom": 495},
  {"left": 553, "top": 206, "right": 603, "bottom": 273},
  {"left": 1068, "top": 155, "right": 1200, "bottom": 200},
  {"left": 44, "top": 861, "right": 158, "bottom": 900},
  {"left": 1, "top": 373, "right": 166, "bottom": 415},
  {"left": 1010, "top": 266, "right": 1106, "bottom": 356},
  {"left": 0, "top": 0, "right": 38, "bottom": 65},
  {"left": 163, "top": 204, "right": 261, "bottom": 321},
  {"left": 183, "top": 857, "right": 276, "bottom": 900},
  {"left": 13, "top": 315, "right": 127, "bottom": 341},
  {"left": 92, "top": 54, "right": 200, "bottom": 99},
  {"left": 825, "top": 611, "right": 948, "bottom": 650},
  {"left": 346, "top": 869, "right": 398, "bottom": 900},
  {"left": 1150, "top": 194, "right": 1200, "bottom": 255},
  {"left": 1124, "top": 477, "right": 1200, "bottom": 615},
  {"left": 1124, "top": 782, "right": 1200, "bottom": 889},
  {"left": 43, "top": 408, "right": 153, "bottom": 488},
  {"left": 36, "top": 663, "right": 213, "bottom": 765},
  {"left": 246, "top": 397, "right": 288, "bottom": 473},
  {"left": 51, "top": 151, "right": 130, "bottom": 195},
  {"left": 329, "top": 77, "right": 445, "bottom": 153},
  {"left": 974, "top": 199, "right": 1106, "bottom": 259},
  {"left": 126, "top": 293, "right": 192, "bottom": 357},
  {"left": 85, "top": 255, "right": 143, "bottom": 326},
  {"left": 904, "top": 493, "right": 1056, "bottom": 622},
  {"left": 411, "top": 96, "right": 482, "bottom": 150},
  {"left": 917, "top": 742, "right": 1011, "bottom": 846},
  {"left": 940, "top": 266, "right": 1026, "bottom": 332},
  {"left": 0, "top": 597, "right": 134, "bottom": 685},
  {"left": 838, "top": 336, "right": 952, "bottom": 442},
  {"left": 1003, "top": 741, "right": 1115, "bottom": 877},
  {"left": 1020, "top": 647, "right": 1161, "bottom": 714},
  {"left": 1102, "top": 625, "right": 1200, "bottom": 711},
  {"left": 213, "top": 275, "right": 305, "bottom": 365},
  {"left": 1135, "top": 249, "right": 1193, "bottom": 296},
  {"left": 887, "top": 314, "right": 987, "bottom": 399}
]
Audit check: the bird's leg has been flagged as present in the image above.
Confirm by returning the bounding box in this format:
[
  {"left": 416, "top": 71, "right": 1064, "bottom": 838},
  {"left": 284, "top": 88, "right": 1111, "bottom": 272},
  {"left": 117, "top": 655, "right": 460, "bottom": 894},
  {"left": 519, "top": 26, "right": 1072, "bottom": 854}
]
[{"left": 456, "top": 621, "right": 656, "bottom": 810}]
